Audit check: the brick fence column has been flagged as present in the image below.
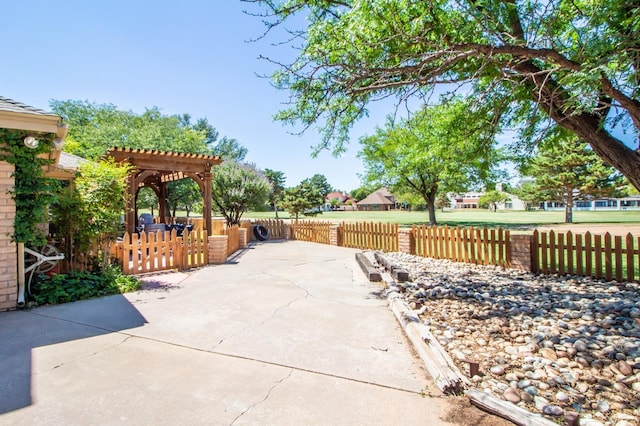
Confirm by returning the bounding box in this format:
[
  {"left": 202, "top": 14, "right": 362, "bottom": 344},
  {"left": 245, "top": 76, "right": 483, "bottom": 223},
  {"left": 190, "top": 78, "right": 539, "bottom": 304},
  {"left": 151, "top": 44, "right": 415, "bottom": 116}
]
[
  {"left": 238, "top": 228, "right": 247, "bottom": 248},
  {"left": 208, "top": 235, "right": 228, "bottom": 264},
  {"left": 398, "top": 228, "right": 414, "bottom": 254},
  {"left": 0, "top": 161, "right": 16, "bottom": 311},
  {"left": 510, "top": 234, "right": 534, "bottom": 272},
  {"left": 284, "top": 223, "right": 293, "bottom": 240},
  {"left": 329, "top": 225, "right": 341, "bottom": 246}
]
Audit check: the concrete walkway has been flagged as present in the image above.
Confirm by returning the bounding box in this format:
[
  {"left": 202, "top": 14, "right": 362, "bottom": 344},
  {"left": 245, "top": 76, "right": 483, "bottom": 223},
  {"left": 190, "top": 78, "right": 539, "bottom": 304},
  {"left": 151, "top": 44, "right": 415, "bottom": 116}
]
[{"left": 0, "top": 241, "right": 454, "bottom": 425}]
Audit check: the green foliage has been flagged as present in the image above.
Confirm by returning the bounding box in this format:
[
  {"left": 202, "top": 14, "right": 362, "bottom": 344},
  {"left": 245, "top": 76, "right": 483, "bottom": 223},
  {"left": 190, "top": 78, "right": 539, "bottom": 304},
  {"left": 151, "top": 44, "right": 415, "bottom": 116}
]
[
  {"left": 167, "top": 180, "right": 201, "bottom": 217},
  {"left": 307, "top": 174, "right": 333, "bottom": 198},
  {"left": 519, "top": 131, "right": 624, "bottom": 222},
  {"left": 479, "top": 191, "right": 511, "bottom": 211},
  {"left": 0, "top": 129, "right": 59, "bottom": 246},
  {"left": 281, "top": 179, "right": 324, "bottom": 220},
  {"left": 358, "top": 99, "right": 503, "bottom": 225},
  {"left": 350, "top": 185, "right": 376, "bottom": 202},
  {"left": 49, "top": 100, "right": 246, "bottom": 159},
  {"left": 264, "top": 168, "right": 286, "bottom": 217},
  {"left": 247, "top": 0, "right": 640, "bottom": 190},
  {"left": 211, "top": 162, "right": 271, "bottom": 226},
  {"left": 137, "top": 187, "right": 158, "bottom": 216},
  {"left": 30, "top": 265, "right": 140, "bottom": 306},
  {"left": 51, "top": 159, "right": 131, "bottom": 269}
]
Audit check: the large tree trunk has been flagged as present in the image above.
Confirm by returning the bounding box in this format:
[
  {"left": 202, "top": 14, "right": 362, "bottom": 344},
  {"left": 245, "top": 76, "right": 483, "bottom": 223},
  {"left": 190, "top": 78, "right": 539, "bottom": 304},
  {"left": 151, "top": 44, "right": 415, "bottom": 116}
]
[
  {"left": 515, "top": 61, "right": 640, "bottom": 192},
  {"left": 561, "top": 115, "right": 640, "bottom": 192},
  {"left": 565, "top": 203, "right": 573, "bottom": 224},
  {"left": 422, "top": 191, "right": 438, "bottom": 225}
]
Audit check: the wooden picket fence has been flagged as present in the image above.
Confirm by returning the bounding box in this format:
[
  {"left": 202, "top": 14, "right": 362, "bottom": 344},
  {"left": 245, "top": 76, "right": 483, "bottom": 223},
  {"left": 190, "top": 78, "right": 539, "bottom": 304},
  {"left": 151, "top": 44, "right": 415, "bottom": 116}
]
[
  {"left": 341, "top": 222, "right": 398, "bottom": 252},
  {"left": 533, "top": 230, "right": 640, "bottom": 282},
  {"left": 253, "top": 219, "right": 288, "bottom": 239},
  {"left": 113, "top": 229, "right": 208, "bottom": 274},
  {"left": 411, "top": 225, "right": 511, "bottom": 267},
  {"left": 291, "top": 220, "right": 332, "bottom": 244}
]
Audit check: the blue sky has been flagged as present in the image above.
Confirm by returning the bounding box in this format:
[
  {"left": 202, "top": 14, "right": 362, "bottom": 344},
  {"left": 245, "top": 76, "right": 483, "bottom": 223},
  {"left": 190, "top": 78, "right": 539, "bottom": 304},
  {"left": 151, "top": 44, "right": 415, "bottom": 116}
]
[{"left": 0, "top": 0, "right": 396, "bottom": 191}]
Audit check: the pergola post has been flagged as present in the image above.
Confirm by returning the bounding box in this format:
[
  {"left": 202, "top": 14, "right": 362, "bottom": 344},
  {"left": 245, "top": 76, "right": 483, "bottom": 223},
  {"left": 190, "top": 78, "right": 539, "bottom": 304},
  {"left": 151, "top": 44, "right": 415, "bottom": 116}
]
[
  {"left": 203, "top": 171, "right": 212, "bottom": 237},
  {"left": 159, "top": 181, "right": 168, "bottom": 225},
  {"left": 126, "top": 171, "right": 137, "bottom": 235}
]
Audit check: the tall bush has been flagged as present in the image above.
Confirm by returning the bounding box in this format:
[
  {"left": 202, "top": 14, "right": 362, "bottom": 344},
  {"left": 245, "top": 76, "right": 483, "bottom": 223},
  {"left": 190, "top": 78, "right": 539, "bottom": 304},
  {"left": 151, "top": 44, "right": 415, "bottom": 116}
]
[{"left": 51, "top": 158, "right": 131, "bottom": 269}]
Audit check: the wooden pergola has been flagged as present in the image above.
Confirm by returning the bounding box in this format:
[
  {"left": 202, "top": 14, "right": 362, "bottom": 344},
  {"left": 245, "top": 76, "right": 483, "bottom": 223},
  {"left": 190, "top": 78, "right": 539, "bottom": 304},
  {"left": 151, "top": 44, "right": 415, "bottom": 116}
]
[{"left": 107, "top": 148, "right": 222, "bottom": 236}]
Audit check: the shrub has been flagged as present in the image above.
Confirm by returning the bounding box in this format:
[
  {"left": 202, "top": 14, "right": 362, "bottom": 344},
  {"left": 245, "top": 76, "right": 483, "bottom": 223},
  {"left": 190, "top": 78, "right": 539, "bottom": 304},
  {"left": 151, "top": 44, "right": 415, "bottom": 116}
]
[{"left": 30, "top": 265, "right": 140, "bottom": 306}]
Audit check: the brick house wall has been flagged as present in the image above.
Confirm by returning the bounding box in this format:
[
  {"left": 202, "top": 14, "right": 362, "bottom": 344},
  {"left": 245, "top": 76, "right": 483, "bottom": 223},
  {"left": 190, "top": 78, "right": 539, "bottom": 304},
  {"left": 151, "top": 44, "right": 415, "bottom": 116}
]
[{"left": 0, "top": 161, "right": 16, "bottom": 310}]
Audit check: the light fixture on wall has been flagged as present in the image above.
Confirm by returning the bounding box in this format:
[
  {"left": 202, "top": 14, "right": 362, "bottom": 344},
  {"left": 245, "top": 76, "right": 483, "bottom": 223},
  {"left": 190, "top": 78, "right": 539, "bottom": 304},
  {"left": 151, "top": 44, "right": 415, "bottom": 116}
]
[
  {"left": 23, "top": 136, "right": 39, "bottom": 149},
  {"left": 53, "top": 138, "right": 65, "bottom": 150}
]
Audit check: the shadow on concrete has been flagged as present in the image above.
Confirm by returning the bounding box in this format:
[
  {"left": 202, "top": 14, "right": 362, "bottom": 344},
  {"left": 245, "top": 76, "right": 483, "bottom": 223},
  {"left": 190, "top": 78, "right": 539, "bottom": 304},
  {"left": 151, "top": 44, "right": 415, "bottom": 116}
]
[{"left": 0, "top": 295, "right": 146, "bottom": 414}]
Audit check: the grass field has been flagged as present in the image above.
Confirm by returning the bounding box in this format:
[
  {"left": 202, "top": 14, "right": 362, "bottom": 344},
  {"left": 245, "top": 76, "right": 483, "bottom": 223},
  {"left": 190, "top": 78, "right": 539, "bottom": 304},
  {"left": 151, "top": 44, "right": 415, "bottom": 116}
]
[{"left": 243, "top": 209, "right": 640, "bottom": 229}]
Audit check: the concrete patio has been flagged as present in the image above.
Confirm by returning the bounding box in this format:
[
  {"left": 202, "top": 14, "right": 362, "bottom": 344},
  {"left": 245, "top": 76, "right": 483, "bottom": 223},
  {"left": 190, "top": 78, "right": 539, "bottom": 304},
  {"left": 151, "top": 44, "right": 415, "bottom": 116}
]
[{"left": 0, "top": 241, "right": 454, "bottom": 425}]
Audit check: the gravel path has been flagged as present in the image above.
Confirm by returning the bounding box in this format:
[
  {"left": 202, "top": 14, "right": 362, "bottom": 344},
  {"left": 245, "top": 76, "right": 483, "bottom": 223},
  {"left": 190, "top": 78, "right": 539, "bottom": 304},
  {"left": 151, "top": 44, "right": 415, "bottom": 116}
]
[{"left": 383, "top": 252, "right": 640, "bottom": 426}]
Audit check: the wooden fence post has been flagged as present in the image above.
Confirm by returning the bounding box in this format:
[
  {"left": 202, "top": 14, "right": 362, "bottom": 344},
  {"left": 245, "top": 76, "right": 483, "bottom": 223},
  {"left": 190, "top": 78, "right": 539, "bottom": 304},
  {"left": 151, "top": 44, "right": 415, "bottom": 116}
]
[{"left": 509, "top": 233, "right": 533, "bottom": 272}]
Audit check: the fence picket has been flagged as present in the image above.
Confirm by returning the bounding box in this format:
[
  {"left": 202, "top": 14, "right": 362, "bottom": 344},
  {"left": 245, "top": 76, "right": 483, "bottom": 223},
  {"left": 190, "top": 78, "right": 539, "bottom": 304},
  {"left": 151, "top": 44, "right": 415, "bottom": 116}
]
[
  {"left": 627, "top": 234, "right": 635, "bottom": 282},
  {"left": 594, "top": 234, "right": 603, "bottom": 279},
  {"left": 614, "top": 235, "right": 623, "bottom": 282},
  {"left": 575, "top": 233, "right": 583, "bottom": 276},
  {"left": 585, "top": 232, "right": 592, "bottom": 276}
]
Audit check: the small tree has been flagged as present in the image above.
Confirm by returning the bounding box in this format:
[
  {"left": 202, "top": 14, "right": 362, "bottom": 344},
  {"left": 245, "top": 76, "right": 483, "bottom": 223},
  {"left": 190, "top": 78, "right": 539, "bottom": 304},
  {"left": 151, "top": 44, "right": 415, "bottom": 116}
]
[
  {"left": 264, "top": 168, "right": 286, "bottom": 218},
  {"left": 435, "top": 193, "right": 451, "bottom": 212},
  {"left": 52, "top": 158, "right": 131, "bottom": 270},
  {"left": 211, "top": 162, "right": 270, "bottom": 226},
  {"left": 167, "top": 179, "right": 201, "bottom": 218},
  {"left": 329, "top": 197, "right": 341, "bottom": 210},
  {"left": 479, "top": 190, "right": 511, "bottom": 212},
  {"left": 137, "top": 187, "right": 157, "bottom": 217},
  {"left": 308, "top": 174, "right": 333, "bottom": 199},
  {"left": 281, "top": 180, "right": 324, "bottom": 220}
]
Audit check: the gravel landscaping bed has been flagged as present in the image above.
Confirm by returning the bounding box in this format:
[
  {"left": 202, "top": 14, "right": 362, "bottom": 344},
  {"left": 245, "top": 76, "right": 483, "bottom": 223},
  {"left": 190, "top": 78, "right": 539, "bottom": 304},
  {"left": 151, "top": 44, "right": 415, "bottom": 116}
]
[{"left": 383, "top": 252, "right": 640, "bottom": 426}]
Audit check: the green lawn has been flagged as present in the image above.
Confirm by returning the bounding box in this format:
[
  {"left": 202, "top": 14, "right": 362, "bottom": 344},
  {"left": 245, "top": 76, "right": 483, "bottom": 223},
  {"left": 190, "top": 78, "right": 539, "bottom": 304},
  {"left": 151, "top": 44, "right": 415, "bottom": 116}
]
[{"left": 243, "top": 209, "right": 640, "bottom": 229}]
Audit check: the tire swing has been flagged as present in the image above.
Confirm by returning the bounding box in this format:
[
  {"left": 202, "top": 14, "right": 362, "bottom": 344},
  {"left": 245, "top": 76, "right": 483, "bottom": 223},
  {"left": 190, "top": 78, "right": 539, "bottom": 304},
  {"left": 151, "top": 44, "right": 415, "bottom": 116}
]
[{"left": 253, "top": 224, "right": 269, "bottom": 241}]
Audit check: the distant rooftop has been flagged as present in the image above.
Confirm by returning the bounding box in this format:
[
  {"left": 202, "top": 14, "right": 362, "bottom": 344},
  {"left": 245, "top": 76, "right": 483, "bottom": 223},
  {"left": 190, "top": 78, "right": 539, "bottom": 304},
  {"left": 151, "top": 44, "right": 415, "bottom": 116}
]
[{"left": 0, "top": 96, "right": 57, "bottom": 117}]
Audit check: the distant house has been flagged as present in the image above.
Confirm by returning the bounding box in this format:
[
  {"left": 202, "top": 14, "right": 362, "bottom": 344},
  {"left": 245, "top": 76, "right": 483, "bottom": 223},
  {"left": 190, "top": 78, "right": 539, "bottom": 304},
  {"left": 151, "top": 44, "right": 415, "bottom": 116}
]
[
  {"left": 450, "top": 191, "right": 527, "bottom": 210},
  {"left": 324, "top": 191, "right": 356, "bottom": 211},
  {"left": 540, "top": 195, "right": 640, "bottom": 211},
  {"left": 356, "top": 187, "right": 396, "bottom": 211},
  {"left": 452, "top": 192, "right": 482, "bottom": 209}
]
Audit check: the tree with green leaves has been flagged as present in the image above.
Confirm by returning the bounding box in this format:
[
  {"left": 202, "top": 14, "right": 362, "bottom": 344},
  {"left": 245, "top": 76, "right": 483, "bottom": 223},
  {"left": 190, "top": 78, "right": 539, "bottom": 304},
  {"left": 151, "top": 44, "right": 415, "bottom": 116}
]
[
  {"left": 166, "top": 180, "right": 202, "bottom": 218},
  {"left": 479, "top": 190, "right": 511, "bottom": 212},
  {"left": 50, "top": 100, "right": 249, "bottom": 163},
  {"left": 187, "top": 116, "right": 249, "bottom": 161},
  {"left": 50, "top": 100, "right": 212, "bottom": 159},
  {"left": 51, "top": 158, "right": 131, "bottom": 269},
  {"left": 350, "top": 185, "right": 375, "bottom": 202},
  {"left": 511, "top": 179, "right": 542, "bottom": 211},
  {"left": 137, "top": 187, "right": 158, "bottom": 217},
  {"left": 281, "top": 180, "right": 324, "bottom": 220},
  {"left": 211, "top": 162, "right": 270, "bottom": 226},
  {"left": 359, "top": 99, "right": 502, "bottom": 225},
  {"left": 246, "top": 0, "right": 640, "bottom": 191},
  {"left": 520, "top": 131, "right": 624, "bottom": 223},
  {"left": 264, "top": 168, "right": 286, "bottom": 218},
  {"left": 308, "top": 174, "right": 333, "bottom": 199}
]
